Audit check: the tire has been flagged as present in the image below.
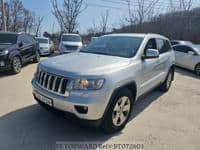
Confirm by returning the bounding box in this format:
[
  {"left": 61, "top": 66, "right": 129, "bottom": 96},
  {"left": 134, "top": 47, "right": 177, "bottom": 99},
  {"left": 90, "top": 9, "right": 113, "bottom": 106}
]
[
  {"left": 159, "top": 68, "right": 173, "bottom": 92},
  {"left": 33, "top": 51, "right": 40, "bottom": 63},
  {"left": 102, "top": 88, "right": 134, "bottom": 133},
  {"left": 195, "top": 63, "right": 200, "bottom": 76},
  {"left": 11, "top": 56, "right": 22, "bottom": 74}
]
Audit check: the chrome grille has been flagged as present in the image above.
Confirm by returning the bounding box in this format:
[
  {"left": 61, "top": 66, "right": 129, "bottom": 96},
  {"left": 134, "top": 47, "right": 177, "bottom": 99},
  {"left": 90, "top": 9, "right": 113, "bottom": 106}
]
[{"left": 36, "top": 71, "right": 69, "bottom": 96}]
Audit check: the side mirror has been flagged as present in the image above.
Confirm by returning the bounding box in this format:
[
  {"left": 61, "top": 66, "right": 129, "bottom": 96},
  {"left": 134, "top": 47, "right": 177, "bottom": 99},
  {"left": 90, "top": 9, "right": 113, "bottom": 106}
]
[
  {"left": 142, "top": 49, "right": 159, "bottom": 59},
  {"left": 188, "top": 51, "right": 195, "bottom": 55},
  {"left": 18, "top": 42, "right": 23, "bottom": 47}
]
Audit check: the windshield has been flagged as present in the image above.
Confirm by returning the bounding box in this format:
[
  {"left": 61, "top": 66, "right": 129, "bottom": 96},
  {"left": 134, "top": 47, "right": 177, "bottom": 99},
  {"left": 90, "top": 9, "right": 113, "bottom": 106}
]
[
  {"left": 0, "top": 34, "right": 17, "bottom": 45},
  {"left": 37, "top": 38, "right": 49, "bottom": 44},
  {"left": 62, "top": 35, "right": 81, "bottom": 42},
  {"left": 80, "top": 36, "right": 143, "bottom": 58}
]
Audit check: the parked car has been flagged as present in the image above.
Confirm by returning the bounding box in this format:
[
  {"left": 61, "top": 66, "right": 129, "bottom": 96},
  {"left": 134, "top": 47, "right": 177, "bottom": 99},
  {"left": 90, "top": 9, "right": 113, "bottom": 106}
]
[
  {"left": 32, "top": 33, "right": 175, "bottom": 133},
  {"left": 59, "top": 33, "right": 82, "bottom": 53},
  {"left": 171, "top": 40, "right": 193, "bottom": 46},
  {"left": 173, "top": 44, "right": 200, "bottom": 75},
  {"left": 91, "top": 37, "right": 98, "bottom": 42},
  {"left": 36, "top": 37, "right": 53, "bottom": 56},
  {"left": 0, "top": 32, "right": 40, "bottom": 74}
]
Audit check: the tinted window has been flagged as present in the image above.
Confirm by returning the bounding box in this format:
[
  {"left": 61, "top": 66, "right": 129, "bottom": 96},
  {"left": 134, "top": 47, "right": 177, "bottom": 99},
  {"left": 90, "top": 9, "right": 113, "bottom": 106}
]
[
  {"left": 171, "top": 41, "right": 179, "bottom": 45},
  {"left": 145, "top": 39, "right": 157, "bottom": 50},
  {"left": 62, "top": 35, "right": 81, "bottom": 42},
  {"left": 157, "top": 39, "right": 171, "bottom": 54},
  {"left": 81, "top": 36, "right": 143, "bottom": 58},
  {"left": 173, "top": 45, "right": 193, "bottom": 53},
  {"left": 0, "top": 34, "right": 17, "bottom": 44}
]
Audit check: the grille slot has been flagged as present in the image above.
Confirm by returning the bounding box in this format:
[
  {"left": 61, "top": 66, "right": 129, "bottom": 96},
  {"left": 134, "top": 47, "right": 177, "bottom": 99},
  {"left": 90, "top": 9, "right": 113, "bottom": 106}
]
[{"left": 36, "top": 71, "right": 69, "bottom": 96}]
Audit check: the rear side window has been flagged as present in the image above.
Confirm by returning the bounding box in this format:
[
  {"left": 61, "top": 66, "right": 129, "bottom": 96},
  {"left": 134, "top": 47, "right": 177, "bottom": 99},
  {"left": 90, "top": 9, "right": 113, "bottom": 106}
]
[
  {"left": 173, "top": 45, "right": 194, "bottom": 53},
  {"left": 156, "top": 39, "right": 171, "bottom": 54},
  {"left": 171, "top": 41, "right": 179, "bottom": 45}
]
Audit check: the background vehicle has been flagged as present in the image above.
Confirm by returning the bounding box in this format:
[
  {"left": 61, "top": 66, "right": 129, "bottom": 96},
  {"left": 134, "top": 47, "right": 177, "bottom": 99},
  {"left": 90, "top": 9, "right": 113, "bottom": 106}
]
[
  {"left": 36, "top": 37, "right": 54, "bottom": 56},
  {"left": 171, "top": 40, "right": 193, "bottom": 46},
  {"left": 0, "top": 32, "right": 40, "bottom": 74},
  {"left": 173, "top": 44, "right": 200, "bottom": 75},
  {"left": 32, "top": 33, "right": 175, "bottom": 133},
  {"left": 59, "top": 34, "right": 82, "bottom": 53}
]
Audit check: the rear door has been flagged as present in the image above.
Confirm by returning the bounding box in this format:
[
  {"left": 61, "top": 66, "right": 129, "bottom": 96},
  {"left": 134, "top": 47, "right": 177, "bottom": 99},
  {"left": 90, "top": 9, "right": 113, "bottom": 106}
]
[
  {"left": 156, "top": 39, "right": 172, "bottom": 81},
  {"left": 173, "top": 45, "right": 190, "bottom": 68},
  {"left": 22, "top": 35, "right": 35, "bottom": 61}
]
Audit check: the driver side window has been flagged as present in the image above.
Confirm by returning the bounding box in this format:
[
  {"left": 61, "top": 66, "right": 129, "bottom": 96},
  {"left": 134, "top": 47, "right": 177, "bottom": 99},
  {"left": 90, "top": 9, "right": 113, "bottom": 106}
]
[{"left": 144, "top": 39, "right": 157, "bottom": 55}]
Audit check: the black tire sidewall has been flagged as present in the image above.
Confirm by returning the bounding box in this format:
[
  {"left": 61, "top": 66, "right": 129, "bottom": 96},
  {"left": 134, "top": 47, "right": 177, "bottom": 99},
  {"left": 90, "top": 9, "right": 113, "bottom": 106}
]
[
  {"left": 160, "top": 69, "right": 173, "bottom": 92},
  {"left": 12, "top": 56, "right": 21, "bottom": 74},
  {"left": 195, "top": 64, "right": 200, "bottom": 76},
  {"left": 102, "top": 88, "right": 134, "bottom": 133}
]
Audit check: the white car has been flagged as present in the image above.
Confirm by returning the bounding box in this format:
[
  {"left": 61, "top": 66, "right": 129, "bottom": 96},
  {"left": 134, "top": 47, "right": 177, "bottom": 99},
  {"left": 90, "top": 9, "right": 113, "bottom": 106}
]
[
  {"left": 59, "top": 34, "right": 82, "bottom": 53},
  {"left": 173, "top": 44, "right": 200, "bottom": 75},
  {"left": 36, "top": 37, "right": 52, "bottom": 56}
]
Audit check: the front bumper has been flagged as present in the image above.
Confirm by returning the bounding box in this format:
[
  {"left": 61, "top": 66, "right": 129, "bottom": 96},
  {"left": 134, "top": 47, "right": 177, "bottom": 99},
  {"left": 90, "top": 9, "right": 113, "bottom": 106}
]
[
  {"left": 32, "top": 79, "right": 112, "bottom": 120},
  {"left": 39, "top": 49, "right": 51, "bottom": 56},
  {"left": 0, "top": 55, "right": 11, "bottom": 71}
]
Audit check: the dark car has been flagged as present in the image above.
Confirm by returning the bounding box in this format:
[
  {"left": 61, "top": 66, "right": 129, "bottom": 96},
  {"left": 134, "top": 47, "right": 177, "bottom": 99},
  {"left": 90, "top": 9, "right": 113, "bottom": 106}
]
[{"left": 0, "top": 32, "right": 40, "bottom": 74}]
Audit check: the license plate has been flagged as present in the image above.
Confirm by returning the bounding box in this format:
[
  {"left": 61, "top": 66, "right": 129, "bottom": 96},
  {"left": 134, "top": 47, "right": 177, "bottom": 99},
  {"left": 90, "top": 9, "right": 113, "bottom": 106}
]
[{"left": 35, "top": 91, "right": 53, "bottom": 107}]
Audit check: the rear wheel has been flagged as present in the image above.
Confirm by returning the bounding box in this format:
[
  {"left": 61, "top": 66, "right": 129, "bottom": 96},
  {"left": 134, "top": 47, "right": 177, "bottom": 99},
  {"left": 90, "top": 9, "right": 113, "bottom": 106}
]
[
  {"left": 195, "top": 63, "right": 200, "bottom": 76},
  {"left": 11, "top": 56, "right": 22, "bottom": 74},
  {"left": 102, "top": 88, "right": 133, "bottom": 133},
  {"left": 33, "top": 51, "right": 40, "bottom": 63},
  {"left": 159, "top": 69, "right": 173, "bottom": 92}
]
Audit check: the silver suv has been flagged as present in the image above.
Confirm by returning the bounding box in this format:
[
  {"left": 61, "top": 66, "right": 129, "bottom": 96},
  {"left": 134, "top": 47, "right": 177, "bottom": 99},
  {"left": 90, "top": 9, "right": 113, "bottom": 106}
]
[{"left": 32, "top": 34, "right": 175, "bottom": 133}]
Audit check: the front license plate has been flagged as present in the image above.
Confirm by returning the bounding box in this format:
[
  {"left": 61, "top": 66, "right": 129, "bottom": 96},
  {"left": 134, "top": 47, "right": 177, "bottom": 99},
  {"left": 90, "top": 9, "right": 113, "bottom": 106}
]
[{"left": 35, "top": 92, "right": 53, "bottom": 107}]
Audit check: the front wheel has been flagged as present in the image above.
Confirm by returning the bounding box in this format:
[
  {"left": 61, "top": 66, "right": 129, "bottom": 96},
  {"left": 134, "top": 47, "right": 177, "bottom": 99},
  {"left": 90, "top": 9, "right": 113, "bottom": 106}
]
[
  {"left": 159, "top": 69, "right": 173, "bottom": 92},
  {"left": 11, "top": 56, "right": 22, "bottom": 74},
  {"left": 102, "top": 88, "right": 133, "bottom": 133},
  {"left": 195, "top": 63, "right": 200, "bottom": 76}
]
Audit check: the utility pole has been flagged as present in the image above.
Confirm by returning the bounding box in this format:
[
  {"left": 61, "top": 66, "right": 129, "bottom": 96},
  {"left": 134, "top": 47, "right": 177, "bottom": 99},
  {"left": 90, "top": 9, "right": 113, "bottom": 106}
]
[{"left": 1, "top": 0, "right": 7, "bottom": 31}]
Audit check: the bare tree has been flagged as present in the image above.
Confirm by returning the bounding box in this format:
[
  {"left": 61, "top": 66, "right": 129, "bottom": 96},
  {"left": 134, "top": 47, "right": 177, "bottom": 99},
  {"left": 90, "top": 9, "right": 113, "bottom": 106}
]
[
  {"left": 51, "top": 0, "right": 86, "bottom": 33},
  {"left": 169, "top": 0, "right": 193, "bottom": 11},
  {"left": 125, "top": 0, "right": 136, "bottom": 25},
  {"left": 9, "top": 0, "right": 24, "bottom": 32},
  {"left": 34, "top": 16, "right": 44, "bottom": 37},
  {"left": 136, "top": 0, "right": 159, "bottom": 25},
  {"left": 100, "top": 10, "right": 109, "bottom": 33},
  {"left": 23, "top": 9, "right": 34, "bottom": 33},
  {"left": 0, "top": 0, "right": 7, "bottom": 31}
]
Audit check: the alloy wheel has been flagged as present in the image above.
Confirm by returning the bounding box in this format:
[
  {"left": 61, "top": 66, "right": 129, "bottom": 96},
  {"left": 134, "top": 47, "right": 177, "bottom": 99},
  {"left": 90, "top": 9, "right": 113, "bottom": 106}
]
[{"left": 112, "top": 96, "right": 131, "bottom": 127}]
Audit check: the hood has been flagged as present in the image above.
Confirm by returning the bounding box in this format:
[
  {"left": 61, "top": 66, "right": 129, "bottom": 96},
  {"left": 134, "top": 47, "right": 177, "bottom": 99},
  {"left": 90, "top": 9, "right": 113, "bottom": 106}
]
[
  {"left": 39, "top": 43, "right": 49, "bottom": 48},
  {"left": 40, "top": 52, "right": 130, "bottom": 76},
  {"left": 0, "top": 44, "right": 12, "bottom": 51},
  {"left": 61, "top": 41, "right": 82, "bottom": 46}
]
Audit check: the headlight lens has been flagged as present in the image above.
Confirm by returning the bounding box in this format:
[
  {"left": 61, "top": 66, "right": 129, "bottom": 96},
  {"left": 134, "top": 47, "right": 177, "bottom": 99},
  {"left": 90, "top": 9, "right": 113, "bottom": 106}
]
[
  {"left": 73, "top": 79, "right": 104, "bottom": 90},
  {"left": 0, "top": 50, "right": 9, "bottom": 55}
]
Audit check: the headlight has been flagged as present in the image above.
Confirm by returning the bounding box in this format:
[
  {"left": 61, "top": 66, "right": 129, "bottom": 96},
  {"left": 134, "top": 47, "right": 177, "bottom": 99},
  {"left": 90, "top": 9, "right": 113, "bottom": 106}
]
[
  {"left": 73, "top": 79, "right": 105, "bottom": 90},
  {"left": 0, "top": 50, "right": 9, "bottom": 55}
]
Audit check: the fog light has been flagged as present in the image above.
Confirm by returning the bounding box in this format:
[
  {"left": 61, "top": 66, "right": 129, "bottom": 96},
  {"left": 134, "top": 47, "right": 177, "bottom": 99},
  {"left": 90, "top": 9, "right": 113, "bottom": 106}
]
[
  {"left": 74, "top": 105, "right": 88, "bottom": 114},
  {"left": 0, "top": 61, "right": 5, "bottom": 67}
]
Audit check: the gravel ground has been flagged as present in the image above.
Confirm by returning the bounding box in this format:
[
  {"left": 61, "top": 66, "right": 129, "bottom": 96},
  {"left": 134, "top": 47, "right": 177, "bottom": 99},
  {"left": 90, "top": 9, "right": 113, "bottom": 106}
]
[{"left": 0, "top": 58, "right": 199, "bottom": 150}]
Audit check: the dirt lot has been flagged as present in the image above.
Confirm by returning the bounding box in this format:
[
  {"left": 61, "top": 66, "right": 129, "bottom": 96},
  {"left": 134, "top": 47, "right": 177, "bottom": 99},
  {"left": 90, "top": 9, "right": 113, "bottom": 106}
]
[{"left": 0, "top": 58, "right": 200, "bottom": 150}]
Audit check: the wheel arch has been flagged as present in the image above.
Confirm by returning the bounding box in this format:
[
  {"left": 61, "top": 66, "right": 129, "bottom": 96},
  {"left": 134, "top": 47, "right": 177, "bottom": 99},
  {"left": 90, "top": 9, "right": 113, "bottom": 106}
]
[{"left": 102, "top": 81, "right": 137, "bottom": 121}]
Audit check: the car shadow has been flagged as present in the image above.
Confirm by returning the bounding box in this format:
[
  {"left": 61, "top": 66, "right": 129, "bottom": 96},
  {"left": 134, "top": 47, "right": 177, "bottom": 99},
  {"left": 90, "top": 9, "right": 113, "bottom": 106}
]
[
  {"left": 0, "top": 89, "right": 163, "bottom": 150},
  {"left": 130, "top": 90, "right": 163, "bottom": 120},
  {"left": 0, "top": 62, "right": 37, "bottom": 78},
  {"left": 175, "top": 66, "right": 200, "bottom": 79}
]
